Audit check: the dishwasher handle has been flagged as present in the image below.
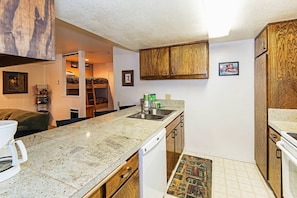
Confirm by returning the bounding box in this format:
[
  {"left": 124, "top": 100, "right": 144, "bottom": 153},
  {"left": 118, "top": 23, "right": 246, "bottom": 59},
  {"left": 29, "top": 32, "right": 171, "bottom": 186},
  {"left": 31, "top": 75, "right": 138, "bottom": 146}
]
[{"left": 139, "top": 128, "right": 166, "bottom": 156}]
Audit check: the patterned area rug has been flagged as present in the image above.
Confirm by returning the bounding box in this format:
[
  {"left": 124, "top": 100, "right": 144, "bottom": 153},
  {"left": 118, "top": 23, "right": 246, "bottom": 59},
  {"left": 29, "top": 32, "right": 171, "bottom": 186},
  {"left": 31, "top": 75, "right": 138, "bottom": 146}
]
[{"left": 167, "top": 154, "right": 212, "bottom": 198}]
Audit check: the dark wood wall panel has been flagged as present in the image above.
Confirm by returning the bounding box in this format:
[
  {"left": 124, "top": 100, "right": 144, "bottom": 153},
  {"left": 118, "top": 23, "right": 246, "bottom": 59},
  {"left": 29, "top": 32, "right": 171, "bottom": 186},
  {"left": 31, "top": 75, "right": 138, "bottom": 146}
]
[{"left": 0, "top": 0, "right": 55, "bottom": 66}]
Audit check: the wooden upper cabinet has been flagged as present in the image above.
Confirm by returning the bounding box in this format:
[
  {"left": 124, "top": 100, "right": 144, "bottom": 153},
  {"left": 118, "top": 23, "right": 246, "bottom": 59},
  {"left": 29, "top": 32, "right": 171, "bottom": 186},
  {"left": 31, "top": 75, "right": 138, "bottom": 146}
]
[
  {"left": 140, "top": 47, "right": 169, "bottom": 79},
  {"left": 170, "top": 42, "right": 209, "bottom": 79},
  {"left": 255, "top": 28, "right": 268, "bottom": 57},
  {"left": 0, "top": 0, "right": 55, "bottom": 66},
  {"left": 268, "top": 20, "right": 297, "bottom": 108},
  {"left": 140, "top": 41, "right": 209, "bottom": 80}
]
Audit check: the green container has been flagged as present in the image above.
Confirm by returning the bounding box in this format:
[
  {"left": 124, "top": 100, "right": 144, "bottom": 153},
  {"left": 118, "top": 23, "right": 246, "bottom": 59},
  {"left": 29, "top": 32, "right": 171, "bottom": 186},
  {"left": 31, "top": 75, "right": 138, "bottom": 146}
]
[
  {"left": 149, "top": 94, "right": 156, "bottom": 103},
  {"left": 143, "top": 93, "right": 149, "bottom": 101}
]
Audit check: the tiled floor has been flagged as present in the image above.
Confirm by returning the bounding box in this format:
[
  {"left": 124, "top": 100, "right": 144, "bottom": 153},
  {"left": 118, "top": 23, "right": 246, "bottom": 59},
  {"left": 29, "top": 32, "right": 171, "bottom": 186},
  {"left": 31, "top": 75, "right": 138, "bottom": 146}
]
[{"left": 166, "top": 152, "right": 276, "bottom": 198}]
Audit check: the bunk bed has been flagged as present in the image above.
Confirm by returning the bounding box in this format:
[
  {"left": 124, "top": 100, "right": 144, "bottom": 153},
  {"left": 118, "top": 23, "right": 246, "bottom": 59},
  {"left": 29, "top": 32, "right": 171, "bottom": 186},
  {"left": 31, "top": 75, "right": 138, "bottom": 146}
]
[{"left": 66, "top": 74, "right": 109, "bottom": 111}]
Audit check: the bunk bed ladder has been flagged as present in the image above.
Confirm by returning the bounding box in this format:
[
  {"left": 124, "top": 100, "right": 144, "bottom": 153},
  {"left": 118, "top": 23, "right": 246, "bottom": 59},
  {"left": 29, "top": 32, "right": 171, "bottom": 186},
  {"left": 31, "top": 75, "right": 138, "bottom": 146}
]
[{"left": 86, "top": 80, "right": 96, "bottom": 113}]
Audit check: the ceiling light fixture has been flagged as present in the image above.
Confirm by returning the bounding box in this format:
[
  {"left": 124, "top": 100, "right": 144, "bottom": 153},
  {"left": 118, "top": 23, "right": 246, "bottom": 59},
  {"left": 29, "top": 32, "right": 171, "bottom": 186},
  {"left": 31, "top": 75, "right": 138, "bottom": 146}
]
[{"left": 205, "top": 0, "right": 233, "bottom": 38}]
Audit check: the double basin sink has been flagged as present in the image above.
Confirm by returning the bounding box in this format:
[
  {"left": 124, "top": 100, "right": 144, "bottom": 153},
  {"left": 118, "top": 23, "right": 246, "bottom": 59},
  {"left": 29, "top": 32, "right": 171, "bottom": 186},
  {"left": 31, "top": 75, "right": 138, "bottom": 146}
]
[{"left": 127, "top": 109, "right": 176, "bottom": 121}]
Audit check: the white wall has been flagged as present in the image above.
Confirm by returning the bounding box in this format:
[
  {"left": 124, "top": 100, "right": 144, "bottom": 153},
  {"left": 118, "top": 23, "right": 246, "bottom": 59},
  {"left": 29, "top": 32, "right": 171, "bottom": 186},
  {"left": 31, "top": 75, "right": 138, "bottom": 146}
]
[
  {"left": 46, "top": 54, "right": 82, "bottom": 125},
  {"left": 113, "top": 39, "right": 255, "bottom": 163}
]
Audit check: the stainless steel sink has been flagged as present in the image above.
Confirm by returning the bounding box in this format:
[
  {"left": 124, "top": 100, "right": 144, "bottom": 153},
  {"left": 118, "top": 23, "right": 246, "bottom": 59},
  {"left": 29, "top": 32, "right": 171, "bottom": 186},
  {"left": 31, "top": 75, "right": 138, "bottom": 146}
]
[
  {"left": 155, "top": 109, "right": 175, "bottom": 115},
  {"left": 127, "top": 109, "right": 176, "bottom": 121}
]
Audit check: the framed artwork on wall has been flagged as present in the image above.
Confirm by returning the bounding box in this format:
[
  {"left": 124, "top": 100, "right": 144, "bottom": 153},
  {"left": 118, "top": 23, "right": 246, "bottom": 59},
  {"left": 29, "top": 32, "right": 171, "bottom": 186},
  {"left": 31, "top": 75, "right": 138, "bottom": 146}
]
[
  {"left": 3, "top": 71, "right": 28, "bottom": 94},
  {"left": 122, "top": 70, "right": 134, "bottom": 86},
  {"left": 219, "top": 61, "right": 239, "bottom": 76}
]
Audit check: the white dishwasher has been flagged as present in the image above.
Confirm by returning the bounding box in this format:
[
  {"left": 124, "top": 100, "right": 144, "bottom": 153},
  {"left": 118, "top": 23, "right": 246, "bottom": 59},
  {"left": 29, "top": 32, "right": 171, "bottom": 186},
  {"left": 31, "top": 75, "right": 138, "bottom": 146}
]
[{"left": 138, "top": 128, "right": 167, "bottom": 198}]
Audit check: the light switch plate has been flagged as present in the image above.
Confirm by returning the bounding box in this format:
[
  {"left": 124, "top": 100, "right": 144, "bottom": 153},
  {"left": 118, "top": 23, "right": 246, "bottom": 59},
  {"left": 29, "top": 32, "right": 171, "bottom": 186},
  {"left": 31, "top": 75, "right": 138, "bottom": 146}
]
[{"left": 165, "top": 94, "right": 171, "bottom": 100}]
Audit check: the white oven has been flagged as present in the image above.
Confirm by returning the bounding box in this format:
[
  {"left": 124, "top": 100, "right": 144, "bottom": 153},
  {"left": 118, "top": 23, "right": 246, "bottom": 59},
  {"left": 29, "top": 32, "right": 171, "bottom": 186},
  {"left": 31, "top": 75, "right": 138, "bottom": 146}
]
[{"left": 276, "top": 132, "right": 297, "bottom": 198}]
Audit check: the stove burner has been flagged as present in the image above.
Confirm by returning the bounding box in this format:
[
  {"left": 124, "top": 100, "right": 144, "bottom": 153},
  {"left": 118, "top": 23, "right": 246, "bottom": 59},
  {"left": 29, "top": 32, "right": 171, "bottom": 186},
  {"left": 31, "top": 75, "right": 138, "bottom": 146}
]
[{"left": 287, "top": 133, "right": 297, "bottom": 140}]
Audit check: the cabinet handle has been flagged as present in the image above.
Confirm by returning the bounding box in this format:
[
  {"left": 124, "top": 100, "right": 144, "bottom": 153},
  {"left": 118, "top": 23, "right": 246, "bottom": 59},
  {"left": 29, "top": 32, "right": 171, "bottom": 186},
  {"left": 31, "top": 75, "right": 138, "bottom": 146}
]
[
  {"left": 269, "top": 134, "right": 278, "bottom": 142},
  {"left": 171, "top": 131, "right": 175, "bottom": 138},
  {"left": 270, "top": 134, "right": 276, "bottom": 138},
  {"left": 262, "top": 41, "right": 266, "bottom": 50},
  {"left": 121, "top": 167, "right": 132, "bottom": 179},
  {"left": 276, "top": 148, "right": 281, "bottom": 159}
]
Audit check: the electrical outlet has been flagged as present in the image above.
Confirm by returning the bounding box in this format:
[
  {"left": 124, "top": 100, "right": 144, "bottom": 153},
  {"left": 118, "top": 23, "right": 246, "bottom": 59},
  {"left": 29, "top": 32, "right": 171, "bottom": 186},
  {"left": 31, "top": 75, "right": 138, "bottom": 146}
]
[{"left": 165, "top": 94, "right": 171, "bottom": 100}]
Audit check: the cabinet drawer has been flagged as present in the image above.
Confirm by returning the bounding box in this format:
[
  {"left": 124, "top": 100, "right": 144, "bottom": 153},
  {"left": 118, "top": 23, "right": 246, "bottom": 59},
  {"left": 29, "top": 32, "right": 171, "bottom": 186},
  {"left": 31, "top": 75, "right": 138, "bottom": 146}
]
[
  {"left": 269, "top": 128, "right": 280, "bottom": 143},
  {"left": 106, "top": 152, "right": 138, "bottom": 197},
  {"left": 166, "top": 116, "right": 180, "bottom": 136}
]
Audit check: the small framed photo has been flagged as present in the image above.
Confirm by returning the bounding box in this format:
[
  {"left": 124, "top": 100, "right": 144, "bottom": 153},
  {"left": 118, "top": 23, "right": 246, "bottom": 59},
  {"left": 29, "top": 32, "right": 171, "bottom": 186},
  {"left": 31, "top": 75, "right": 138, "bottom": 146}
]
[
  {"left": 219, "top": 61, "right": 239, "bottom": 76},
  {"left": 71, "top": 61, "right": 78, "bottom": 68},
  {"left": 3, "top": 71, "right": 28, "bottom": 94},
  {"left": 122, "top": 70, "right": 134, "bottom": 86}
]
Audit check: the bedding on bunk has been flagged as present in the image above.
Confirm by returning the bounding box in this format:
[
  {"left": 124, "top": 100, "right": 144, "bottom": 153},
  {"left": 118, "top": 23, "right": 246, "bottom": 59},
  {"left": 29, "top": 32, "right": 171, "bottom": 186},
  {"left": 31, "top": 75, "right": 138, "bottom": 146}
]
[
  {"left": 66, "top": 75, "right": 108, "bottom": 84},
  {"left": 66, "top": 74, "right": 109, "bottom": 108},
  {"left": 88, "top": 97, "right": 108, "bottom": 105}
]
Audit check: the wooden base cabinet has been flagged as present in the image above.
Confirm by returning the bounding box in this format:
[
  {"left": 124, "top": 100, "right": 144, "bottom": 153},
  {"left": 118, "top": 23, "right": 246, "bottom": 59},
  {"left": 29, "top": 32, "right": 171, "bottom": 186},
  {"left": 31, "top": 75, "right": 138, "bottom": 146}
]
[
  {"left": 166, "top": 112, "right": 184, "bottom": 181},
  {"left": 268, "top": 128, "right": 282, "bottom": 198},
  {"left": 84, "top": 152, "right": 139, "bottom": 198}
]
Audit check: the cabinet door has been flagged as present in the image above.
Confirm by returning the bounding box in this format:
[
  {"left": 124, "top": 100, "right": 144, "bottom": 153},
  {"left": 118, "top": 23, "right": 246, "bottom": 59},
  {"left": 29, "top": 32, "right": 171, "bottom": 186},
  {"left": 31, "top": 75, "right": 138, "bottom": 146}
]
[
  {"left": 166, "top": 131, "right": 175, "bottom": 181},
  {"left": 255, "top": 28, "right": 268, "bottom": 57},
  {"left": 170, "top": 42, "right": 209, "bottom": 79},
  {"left": 180, "top": 113, "right": 184, "bottom": 152},
  {"left": 174, "top": 123, "right": 183, "bottom": 163},
  {"left": 87, "top": 185, "right": 105, "bottom": 198},
  {"left": 268, "top": 20, "right": 297, "bottom": 108},
  {"left": 268, "top": 128, "right": 282, "bottom": 198},
  {"left": 112, "top": 169, "right": 139, "bottom": 198},
  {"left": 140, "top": 47, "right": 169, "bottom": 79},
  {"left": 254, "top": 54, "right": 268, "bottom": 179}
]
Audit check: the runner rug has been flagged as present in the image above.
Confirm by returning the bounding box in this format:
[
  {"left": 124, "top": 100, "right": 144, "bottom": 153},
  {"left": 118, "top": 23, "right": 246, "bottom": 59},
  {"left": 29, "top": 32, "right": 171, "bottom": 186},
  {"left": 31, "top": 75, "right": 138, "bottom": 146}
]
[{"left": 167, "top": 154, "right": 212, "bottom": 198}]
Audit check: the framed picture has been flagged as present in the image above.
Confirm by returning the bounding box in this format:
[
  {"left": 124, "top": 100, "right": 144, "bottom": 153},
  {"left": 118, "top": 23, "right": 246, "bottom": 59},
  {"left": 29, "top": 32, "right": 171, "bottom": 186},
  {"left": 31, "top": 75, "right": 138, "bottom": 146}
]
[
  {"left": 70, "top": 61, "right": 78, "bottom": 68},
  {"left": 122, "top": 70, "right": 134, "bottom": 86},
  {"left": 219, "top": 61, "right": 239, "bottom": 76},
  {"left": 3, "top": 71, "right": 28, "bottom": 94}
]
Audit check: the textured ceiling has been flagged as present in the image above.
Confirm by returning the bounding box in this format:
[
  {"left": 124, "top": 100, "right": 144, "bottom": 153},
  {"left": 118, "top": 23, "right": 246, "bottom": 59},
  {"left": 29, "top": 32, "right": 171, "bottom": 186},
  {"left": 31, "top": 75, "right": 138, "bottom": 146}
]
[{"left": 54, "top": 0, "right": 297, "bottom": 63}]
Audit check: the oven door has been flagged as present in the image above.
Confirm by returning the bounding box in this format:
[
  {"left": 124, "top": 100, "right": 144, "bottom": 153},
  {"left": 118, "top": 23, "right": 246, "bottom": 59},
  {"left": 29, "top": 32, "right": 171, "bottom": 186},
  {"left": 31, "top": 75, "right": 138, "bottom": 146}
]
[{"left": 277, "top": 139, "right": 297, "bottom": 198}]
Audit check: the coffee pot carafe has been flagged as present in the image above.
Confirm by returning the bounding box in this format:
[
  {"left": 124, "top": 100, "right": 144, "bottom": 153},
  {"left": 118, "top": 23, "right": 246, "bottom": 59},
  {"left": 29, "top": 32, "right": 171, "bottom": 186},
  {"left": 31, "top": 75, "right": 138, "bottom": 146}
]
[{"left": 0, "top": 120, "right": 28, "bottom": 182}]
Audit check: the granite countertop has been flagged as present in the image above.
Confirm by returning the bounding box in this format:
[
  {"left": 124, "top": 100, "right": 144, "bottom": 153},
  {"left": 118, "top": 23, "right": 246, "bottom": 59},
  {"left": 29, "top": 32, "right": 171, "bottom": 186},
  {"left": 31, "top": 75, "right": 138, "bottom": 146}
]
[
  {"left": 0, "top": 100, "right": 184, "bottom": 198},
  {"left": 268, "top": 108, "right": 297, "bottom": 134}
]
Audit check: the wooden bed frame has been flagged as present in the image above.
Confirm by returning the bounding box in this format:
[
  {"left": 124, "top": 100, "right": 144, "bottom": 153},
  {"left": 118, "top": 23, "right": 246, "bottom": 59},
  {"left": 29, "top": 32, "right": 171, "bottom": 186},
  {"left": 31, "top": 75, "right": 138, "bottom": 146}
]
[{"left": 66, "top": 77, "right": 109, "bottom": 113}]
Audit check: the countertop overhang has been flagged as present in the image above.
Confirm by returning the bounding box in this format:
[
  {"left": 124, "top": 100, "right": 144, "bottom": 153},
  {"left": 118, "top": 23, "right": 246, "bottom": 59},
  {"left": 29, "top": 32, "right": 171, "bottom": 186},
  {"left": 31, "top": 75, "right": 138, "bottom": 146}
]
[
  {"left": 0, "top": 100, "right": 184, "bottom": 197},
  {"left": 268, "top": 108, "right": 297, "bottom": 134}
]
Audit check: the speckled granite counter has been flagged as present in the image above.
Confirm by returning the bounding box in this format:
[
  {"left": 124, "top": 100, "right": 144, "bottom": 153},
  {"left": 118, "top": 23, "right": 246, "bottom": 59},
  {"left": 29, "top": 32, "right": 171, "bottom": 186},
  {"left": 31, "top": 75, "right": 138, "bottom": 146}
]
[
  {"left": 268, "top": 108, "right": 297, "bottom": 134},
  {"left": 0, "top": 100, "right": 184, "bottom": 198}
]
